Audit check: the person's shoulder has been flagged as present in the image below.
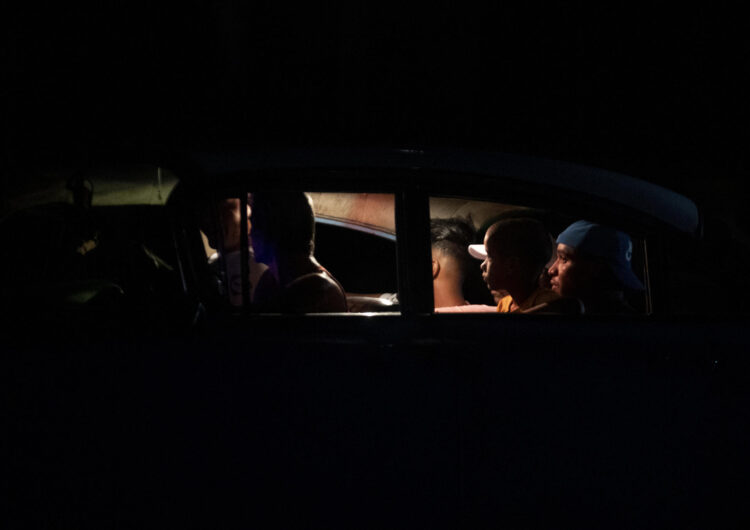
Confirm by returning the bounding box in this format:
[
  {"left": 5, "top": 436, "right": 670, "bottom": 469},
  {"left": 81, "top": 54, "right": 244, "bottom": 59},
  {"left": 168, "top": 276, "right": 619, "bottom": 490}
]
[
  {"left": 283, "top": 271, "right": 347, "bottom": 313},
  {"left": 286, "top": 271, "right": 338, "bottom": 292}
]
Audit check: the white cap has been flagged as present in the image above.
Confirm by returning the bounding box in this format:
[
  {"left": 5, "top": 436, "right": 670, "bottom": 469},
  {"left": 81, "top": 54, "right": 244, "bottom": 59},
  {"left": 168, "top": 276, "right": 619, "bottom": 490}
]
[{"left": 468, "top": 244, "right": 487, "bottom": 260}]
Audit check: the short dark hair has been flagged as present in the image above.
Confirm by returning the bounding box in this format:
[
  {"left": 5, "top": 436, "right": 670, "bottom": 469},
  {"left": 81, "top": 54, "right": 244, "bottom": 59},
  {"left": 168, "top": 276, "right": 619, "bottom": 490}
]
[
  {"left": 478, "top": 207, "right": 551, "bottom": 243},
  {"left": 486, "top": 218, "right": 552, "bottom": 279},
  {"left": 250, "top": 192, "right": 315, "bottom": 255},
  {"left": 431, "top": 217, "right": 475, "bottom": 277}
]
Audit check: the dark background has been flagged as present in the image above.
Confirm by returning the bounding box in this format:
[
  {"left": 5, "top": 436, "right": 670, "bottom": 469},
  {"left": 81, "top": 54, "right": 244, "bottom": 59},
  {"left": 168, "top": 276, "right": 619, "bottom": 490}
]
[
  {"left": 5, "top": 4, "right": 749, "bottom": 230},
  {"left": 5, "top": 7, "right": 750, "bottom": 527}
]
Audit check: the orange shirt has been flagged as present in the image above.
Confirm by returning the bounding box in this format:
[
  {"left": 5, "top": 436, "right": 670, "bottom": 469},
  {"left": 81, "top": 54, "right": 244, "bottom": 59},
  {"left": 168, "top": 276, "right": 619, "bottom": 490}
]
[
  {"left": 496, "top": 288, "right": 560, "bottom": 313},
  {"left": 497, "top": 295, "right": 514, "bottom": 313}
]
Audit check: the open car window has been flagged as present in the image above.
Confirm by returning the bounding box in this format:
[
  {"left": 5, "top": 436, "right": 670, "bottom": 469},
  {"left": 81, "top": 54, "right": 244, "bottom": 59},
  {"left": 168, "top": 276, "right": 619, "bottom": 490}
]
[
  {"left": 3, "top": 153, "right": 723, "bottom": 325},
  {"left": 428, "top": 195, "right": 649, "bottom": 315},
  {"left": 194, "top": 191, "right": 399, "bottom": 314}
]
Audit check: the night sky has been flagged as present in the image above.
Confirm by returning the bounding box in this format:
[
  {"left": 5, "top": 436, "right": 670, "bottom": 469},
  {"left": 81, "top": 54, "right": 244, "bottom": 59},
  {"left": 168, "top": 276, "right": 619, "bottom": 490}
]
[{"left": 5, "top": 5, "right": 749, "bottom": 228}]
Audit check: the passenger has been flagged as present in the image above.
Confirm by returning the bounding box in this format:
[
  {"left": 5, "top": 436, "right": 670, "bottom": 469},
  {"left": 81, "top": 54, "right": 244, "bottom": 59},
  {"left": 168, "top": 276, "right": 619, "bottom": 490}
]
[
  {"left": 198, "top": 195, "right": 267, "bottom": 306},
  {"left": 250, "top": 192, "right": 347, "bottom": 313},
  {"left": 474, "top": 207, "right": 558, "bottom": 312},
  {"left": 431, "top": 218, "right": 493, "bottom": 308},
  {"left": 468, "top": 218, "right": 571, "bottom": 313},
  {"left": 548, "top": 220, "right": 644, "bottom": 314}
]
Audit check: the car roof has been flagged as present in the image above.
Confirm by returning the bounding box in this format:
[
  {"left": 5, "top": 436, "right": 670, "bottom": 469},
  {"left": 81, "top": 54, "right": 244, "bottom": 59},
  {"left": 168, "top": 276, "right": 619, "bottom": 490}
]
[{"left": 188, "top": 148, "right": 700, "bottom": 235}]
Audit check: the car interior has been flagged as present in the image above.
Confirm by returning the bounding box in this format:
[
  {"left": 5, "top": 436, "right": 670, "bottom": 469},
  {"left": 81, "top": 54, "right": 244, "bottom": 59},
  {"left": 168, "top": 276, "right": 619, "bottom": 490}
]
[{"left": 191, "top": 189, "right": 649, "bottom": 316}]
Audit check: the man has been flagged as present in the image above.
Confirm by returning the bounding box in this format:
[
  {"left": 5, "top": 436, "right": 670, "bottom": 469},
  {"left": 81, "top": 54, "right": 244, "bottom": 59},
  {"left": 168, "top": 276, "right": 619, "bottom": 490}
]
[
  {"left": 468, "top": 218, "right": 562, "bottom": 313},
  {"left": 371, "top": 218, "right": 493, "bottom": 312},
  {"left": 250, "top": 192, "right": 347, "bottom": 313},
  {"left": 548, "top": 220, "right": 644, "bottom": 314},
  {"left": 431, "top": 218, "right": 493, "bottom": 308},
  {"left": 473, "top": 207, "right": 559, "bottom": 311},
  {"left": 198, "top": 195, "right": 267, "bottom": 307}
]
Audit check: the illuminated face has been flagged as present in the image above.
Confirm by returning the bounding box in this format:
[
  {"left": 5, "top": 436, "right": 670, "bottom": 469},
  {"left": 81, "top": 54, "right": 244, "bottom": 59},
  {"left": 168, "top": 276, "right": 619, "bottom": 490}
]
[
  {"left": 548, "top": 243, "right": 597, "bottom": 298},
  {"left": 480, "top": 232, "right": 512, "bottom": 291},
  {"left": 200, "top": 198, "right": 251, "bottom": 253}
]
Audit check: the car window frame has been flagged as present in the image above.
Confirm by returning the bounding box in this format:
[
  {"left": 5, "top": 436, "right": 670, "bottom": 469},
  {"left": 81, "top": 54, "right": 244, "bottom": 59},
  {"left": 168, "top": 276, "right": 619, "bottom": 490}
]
[
  {"left": 419, "top": 175, "right": 666, "bottom": 316},
  {"left": 171, "top": 164, "right": 698, "bottom": 319},
  {"left": 172, "top": 172, "right": 414, "bottom": 316}
]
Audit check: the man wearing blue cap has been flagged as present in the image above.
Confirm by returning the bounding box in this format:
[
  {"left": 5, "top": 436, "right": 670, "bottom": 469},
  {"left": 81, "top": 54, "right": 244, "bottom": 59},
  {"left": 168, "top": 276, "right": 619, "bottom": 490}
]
[{"left": 548, "top": 220, "right": 645, "bottom": 314}]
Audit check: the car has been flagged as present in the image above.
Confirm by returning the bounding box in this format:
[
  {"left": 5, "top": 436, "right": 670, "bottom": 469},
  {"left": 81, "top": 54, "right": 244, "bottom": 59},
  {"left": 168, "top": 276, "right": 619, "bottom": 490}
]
[{"left": 6, "top": 148, "right": 750, "bottom": 528}]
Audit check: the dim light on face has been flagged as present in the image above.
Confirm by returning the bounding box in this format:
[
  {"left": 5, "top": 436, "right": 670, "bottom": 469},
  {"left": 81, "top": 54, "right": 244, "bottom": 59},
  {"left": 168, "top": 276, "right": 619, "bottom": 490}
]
[{"left": 548, "top": 243, "right": 601, "bottom": 298}]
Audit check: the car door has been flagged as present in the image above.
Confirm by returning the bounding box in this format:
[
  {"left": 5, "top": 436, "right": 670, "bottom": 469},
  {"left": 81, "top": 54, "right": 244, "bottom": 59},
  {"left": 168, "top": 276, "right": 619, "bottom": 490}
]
[
  {"left": 406, "top": 173, "right": 749, "bottom": 527},
  {"left": 168, "top": 159, "right": 750, "bottom": 527},
  {"left": 7, "top": 155, "right": 749, "bottom": 528}
]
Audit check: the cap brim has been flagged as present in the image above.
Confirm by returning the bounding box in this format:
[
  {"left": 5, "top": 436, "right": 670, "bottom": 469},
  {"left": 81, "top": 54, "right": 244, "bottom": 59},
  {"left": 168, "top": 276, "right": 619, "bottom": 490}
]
[{"left": 468, "top": 244, "right": 487, "bottom": 260}]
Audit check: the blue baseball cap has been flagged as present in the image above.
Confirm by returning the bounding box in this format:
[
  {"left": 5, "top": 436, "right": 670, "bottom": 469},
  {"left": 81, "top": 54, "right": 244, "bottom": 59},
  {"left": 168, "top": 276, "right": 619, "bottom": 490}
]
[{"left": 556, "top": 220, "right": 645, "bottom": 290}]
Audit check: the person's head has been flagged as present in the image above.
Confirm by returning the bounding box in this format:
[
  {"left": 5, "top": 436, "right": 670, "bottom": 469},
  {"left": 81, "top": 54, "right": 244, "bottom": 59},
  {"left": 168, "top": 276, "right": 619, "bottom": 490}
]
[
  {"left": 198, "top": 195, "right": 252, "bottom": 253},
  {"left": 431, "top": 217, "right": 488, "bottom": 306},
  {"left": 469, "top": 218, "right": 552, "bottom": 292},
  {"left": 477, "top": 208, "right": 557, "bottom": 289},
  {"left": 430, "top": 218, "right": 475, "bottom": 283},
  {"left": 250, "top": 192, "right": 315, "bottom": 265},
  {"left": 548, "top": 220, "right": 644, "bottom": 299}
]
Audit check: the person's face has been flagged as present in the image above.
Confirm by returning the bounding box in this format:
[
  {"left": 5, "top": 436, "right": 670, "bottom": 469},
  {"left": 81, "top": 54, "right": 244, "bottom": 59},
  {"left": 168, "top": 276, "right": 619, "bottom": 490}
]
[
  {"left": 480, "top": 233, "right": 512, "bottom": 291},
  {"left": 200, "top": 198, "right": 252, "bottom": 253},
  {"left": 220, "top": 198, "right": 252, "bottom": 253},
  {"left": 548, "top": 243, "right": 596, "bottom": 298}
]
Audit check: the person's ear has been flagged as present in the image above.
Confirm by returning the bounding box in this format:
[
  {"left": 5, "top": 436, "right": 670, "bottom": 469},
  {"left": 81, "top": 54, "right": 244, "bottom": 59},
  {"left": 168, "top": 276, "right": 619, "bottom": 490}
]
[{"left": 432, "top": 257, "right": 440, "bottom": 279}]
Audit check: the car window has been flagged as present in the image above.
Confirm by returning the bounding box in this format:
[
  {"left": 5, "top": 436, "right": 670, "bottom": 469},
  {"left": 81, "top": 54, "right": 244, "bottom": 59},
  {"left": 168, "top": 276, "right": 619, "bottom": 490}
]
[
  {"left": 196, "top": 191, "right": 399, "bottom": 314},
  {"left": 428, "top": 195, "right": 649, "bottom": 315}
]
